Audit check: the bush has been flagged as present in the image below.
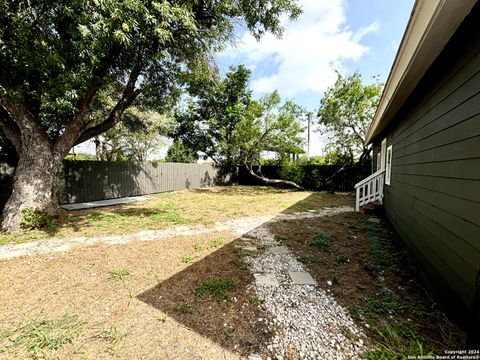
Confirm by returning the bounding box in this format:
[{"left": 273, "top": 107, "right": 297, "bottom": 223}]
[
  {"left": 20, "top": 208, "right": 58, "bottom": 233},
  {"left": 279, "top": 160, "right": 304, "bottom": 184}
]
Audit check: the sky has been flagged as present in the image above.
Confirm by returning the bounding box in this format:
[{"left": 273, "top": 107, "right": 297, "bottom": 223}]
[
  {"left": 75, "top": 0, "right": 415, "bottom": 158},
  {"left": 216, "top": 0, "right": 415, "bottom": 156}
]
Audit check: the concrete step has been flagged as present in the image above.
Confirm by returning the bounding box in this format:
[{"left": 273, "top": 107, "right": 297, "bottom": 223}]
[{"left": 361, "top": 201, "right": 383, "bottom": 215}]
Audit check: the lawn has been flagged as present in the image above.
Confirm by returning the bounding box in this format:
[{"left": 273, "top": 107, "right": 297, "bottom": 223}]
[
  {"left": 0, "top": 186, "right": 352, "bottom": 245},
  {"left": 0, "top": 186, "right": 464, "bottom": 359}
]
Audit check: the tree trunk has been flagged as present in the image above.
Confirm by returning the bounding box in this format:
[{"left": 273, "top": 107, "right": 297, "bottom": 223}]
[
  {"left": 1, "top": 139, "right": 63, "bottom": 232},
  {"left": 246, "top": 164, "right": 303, "bottom": 190}
]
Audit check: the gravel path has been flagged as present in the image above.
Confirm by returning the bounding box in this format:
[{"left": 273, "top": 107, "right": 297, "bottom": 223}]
[
  {"left": 0, "top": 206, "right": 353, "bottom": 260},
  {"left": 244, "top": 207, "right": 367, "bottom": 360}
]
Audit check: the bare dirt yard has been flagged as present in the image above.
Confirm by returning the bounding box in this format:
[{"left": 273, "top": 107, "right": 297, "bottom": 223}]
[{"left": 0, "top": 186, "right": 465, "bottom": 359}]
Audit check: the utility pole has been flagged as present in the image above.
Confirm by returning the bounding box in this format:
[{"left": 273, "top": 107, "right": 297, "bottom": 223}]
[{"left": 307, "top": 112, "right": 312, "bottom": 158}]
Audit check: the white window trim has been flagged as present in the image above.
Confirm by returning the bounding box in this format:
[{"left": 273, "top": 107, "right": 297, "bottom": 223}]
[
  {"left": 380, "top": 138, "right": 387, "bottom": 171},
  {"left": 385, "top": 145, "right": 393, "bottom": 185}
]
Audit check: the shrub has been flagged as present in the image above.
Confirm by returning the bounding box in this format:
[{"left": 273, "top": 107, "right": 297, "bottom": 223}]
[
  {"left": 20, "top": 208, "right": 58, "bottom": 233},
  {"left": 279, "top": 160, "right": 304, "bottom": 184}
]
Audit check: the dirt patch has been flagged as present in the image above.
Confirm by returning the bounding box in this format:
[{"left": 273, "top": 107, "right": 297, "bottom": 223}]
[{"left": 266, "top": 212, "right": 465, "bottom": 356}]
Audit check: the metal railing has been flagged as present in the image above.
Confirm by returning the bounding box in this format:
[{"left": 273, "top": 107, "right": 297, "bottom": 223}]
[{"left": 354, "top": 169, "right": 385, "bottom": 211}]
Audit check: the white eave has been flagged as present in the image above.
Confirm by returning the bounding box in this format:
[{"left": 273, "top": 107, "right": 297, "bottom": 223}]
[{"left": 365, "top": 0, "right": 477, "bottom": 144}]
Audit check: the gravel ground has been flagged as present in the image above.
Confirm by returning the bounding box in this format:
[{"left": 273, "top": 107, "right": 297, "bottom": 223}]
[{"left": 244, "top": 207, "right": 367, "bottom": 360}]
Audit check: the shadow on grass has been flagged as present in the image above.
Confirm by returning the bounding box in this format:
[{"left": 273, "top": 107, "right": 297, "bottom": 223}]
[
  {"left": 136, "top": 193, "right": 356, "bottom": 357},
  {"left": 137, "top": 234, "right": 272, "bottom": 357},
  {"left": 137, "top": 191, "right": 464, "bottom": 357}
]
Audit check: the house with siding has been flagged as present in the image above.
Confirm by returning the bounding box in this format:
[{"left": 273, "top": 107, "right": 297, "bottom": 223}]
[{"left": 354, "top": 0, "right": 480, "bottom": 339}]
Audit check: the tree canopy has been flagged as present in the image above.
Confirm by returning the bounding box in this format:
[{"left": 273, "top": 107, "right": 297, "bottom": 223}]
[
  {"left": 0, "top": 0, "right": 302, "bottom": 231},
  {"left": 170, "top": 65, "right": 305, "bottom": 184},
  {"left": 317, "top": 71, "right": 383, "bottom": 163}
]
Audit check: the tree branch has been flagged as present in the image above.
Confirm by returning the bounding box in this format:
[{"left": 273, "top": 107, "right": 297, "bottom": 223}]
[
  {"left": 73, "top": 66, "right": 142, "bottom": 146},
  {"left": 0, "top": 93, "right": 51, "bottom": 148},
  {"left": 54, "top": 47, "right": 123, "bottom": 155},
  {"left": 0, "top": 103, "right": 21, "bottom": 150}
]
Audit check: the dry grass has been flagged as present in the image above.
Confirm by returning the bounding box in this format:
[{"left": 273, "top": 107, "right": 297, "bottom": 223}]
[
  {"left": 0, "top": 229, "right": 264, "bottom": 359},
  {"left": 0, "top": 186, "right": 352, "bottom": 245}
]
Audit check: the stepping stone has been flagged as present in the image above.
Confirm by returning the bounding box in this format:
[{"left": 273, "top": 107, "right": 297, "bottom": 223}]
[
  {"left": 267, "top": 246, "right": 289, "bottom": 255},
  {"left": 289, "top": 271, "right": 316, "bottom": 285},
  {"left": 367, "top": 217, "right": 381, "bottom": 223},
  {"left": 240, "top": 246, "right": 258, "bottom": 252},
  {"left": 254, "top": 274, "right": 279, "bottom": 287}
]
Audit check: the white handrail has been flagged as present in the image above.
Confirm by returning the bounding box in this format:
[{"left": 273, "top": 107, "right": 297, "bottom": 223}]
[
  {"left": 355, "top": 170, "right": 385, "bottom": 212},
  {"left": 354, "top": 169, "right": 385, "bottom": 188}
]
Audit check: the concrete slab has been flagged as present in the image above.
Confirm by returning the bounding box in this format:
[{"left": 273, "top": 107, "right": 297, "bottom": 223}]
[
  {"left": 289, "top": 271, "right": 316, "bottom": 285},
  {"left": 254, "top": 274, "right": 279, "bottom": 287},
  {"left": 267, "top": 246, "right": 289, "bottom": 255},
  {"left": 61, "top": 196, "right": 150, "bottom": 211}
]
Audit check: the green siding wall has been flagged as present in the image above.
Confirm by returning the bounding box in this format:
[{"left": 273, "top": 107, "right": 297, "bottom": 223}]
[{"left": 373, "top": 4, "right": 480, "bottom": 325}]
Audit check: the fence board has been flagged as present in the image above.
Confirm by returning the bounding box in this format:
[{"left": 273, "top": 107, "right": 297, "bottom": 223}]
[{"left": 0, "top": 161, "right": 220, "bottom": 210}]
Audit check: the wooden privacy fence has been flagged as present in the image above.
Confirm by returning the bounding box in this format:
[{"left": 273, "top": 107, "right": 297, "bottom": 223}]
[{"left": 0, "top": 161, "right": 219, "bottom": 209}]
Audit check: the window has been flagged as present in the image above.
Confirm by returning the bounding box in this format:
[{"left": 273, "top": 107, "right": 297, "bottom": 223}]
[
  {"left": 376, "top": 151, "right": 381, "bottom": 171},
  {"left": 385, "top": 145, "right": 393, "bottom": 185}
]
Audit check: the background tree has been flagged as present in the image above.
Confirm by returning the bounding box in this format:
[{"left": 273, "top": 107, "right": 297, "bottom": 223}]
[
  {"left": 236, "top": 91, "right": 305, "bottom": 188},
  {"left": 170, "top": 65, "right": 253, "bottom": 178},
  {"left": 165, "top": 140, "right": 198, "bottom": 163},
  {"left": 171, "top": 66, "right": 305, "bottom": 187},
  {"left": 317, "top": 71, "right": 383, "bottom": 164},
  {"left": 0, "top": 0, "right": 301, "bottom": 231},
  {"left": 94, "top": 111, "right": 169, "bottom": 162}
]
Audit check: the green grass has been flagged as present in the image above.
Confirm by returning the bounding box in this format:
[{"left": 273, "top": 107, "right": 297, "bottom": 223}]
[
  {"left": 177, "top": 304, "right": 193, "bottom": 314},
  {"left": 335, "top": 254, "right": 350, "bottom": 264},
  {"left": 310, "top": 232, "right": 334, "bottom": 249},
  {"left": 207, "top": 237, "right": 225, "bottom": 250},
  {"left": 364, "top": 323, "right": 435, "bottom": 360},
  {"left": 274, "top": 234, "right": 287, "bottom": 244},
  {"left": 249, "top": 296, "right": 264, "bottom": 306},
  {"left": 109, "top": 268, "right": 132, "bottom": 282},
  {"left": 98, "top": 327, "right": 128, "bottom": 345},
  {"left": 181, "top": 255, "right": 198, "bottom": 264},
  {"left": 298, "top": 255, "right": 325, "bottom": 265},
  {"left": 194, "top": 244, "right": 203, "bottom": 252},
  {"left": 347, "top": 305, "right": 362, "bottom": 322},
  {"left": 157, "top": 313, "right": 168, "bottom": 322},
  {"left": 363, "top": 289, "right": 407, "bottom": 318},
  {"left": 196, "top": 279, "right": 236, "bottom": 302},
  {"left": 0, "top": 314, "right": 84, "bottom": 355}
]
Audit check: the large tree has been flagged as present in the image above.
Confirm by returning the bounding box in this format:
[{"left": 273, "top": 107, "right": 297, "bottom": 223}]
[
  {"left": 317, "top": 71, "right": 383, "bottom": 164},
  {"left": 0, "top": 0, "right": 301, "bottom": 231},
  {"left": 171, "top": 65, "right": 305, "bottom": 186}
]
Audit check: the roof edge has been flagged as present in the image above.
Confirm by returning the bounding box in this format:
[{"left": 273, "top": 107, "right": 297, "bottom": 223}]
[{"left": 365, "top": 0, "right": 476, "bottom": 144}]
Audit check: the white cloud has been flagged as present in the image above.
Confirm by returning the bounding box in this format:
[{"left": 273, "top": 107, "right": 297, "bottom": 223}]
[{"left": 220, "top": 0, "right": 379, "bottom": 97}]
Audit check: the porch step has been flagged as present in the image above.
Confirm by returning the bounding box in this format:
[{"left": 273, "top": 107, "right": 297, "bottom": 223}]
[{"left": 361, "top": 201, "right": 383, "bottom": 215}]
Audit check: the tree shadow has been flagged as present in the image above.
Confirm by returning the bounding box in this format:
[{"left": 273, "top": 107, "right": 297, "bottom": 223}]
[
  {"left": 137, "top": 193, "right": 351, "bottom": 357},
  {"left": 137, "top": 234, "right": 273, "bottom": 357},
  {"left": 137, "top": 191, "right": 465, "bottom": 356}
]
